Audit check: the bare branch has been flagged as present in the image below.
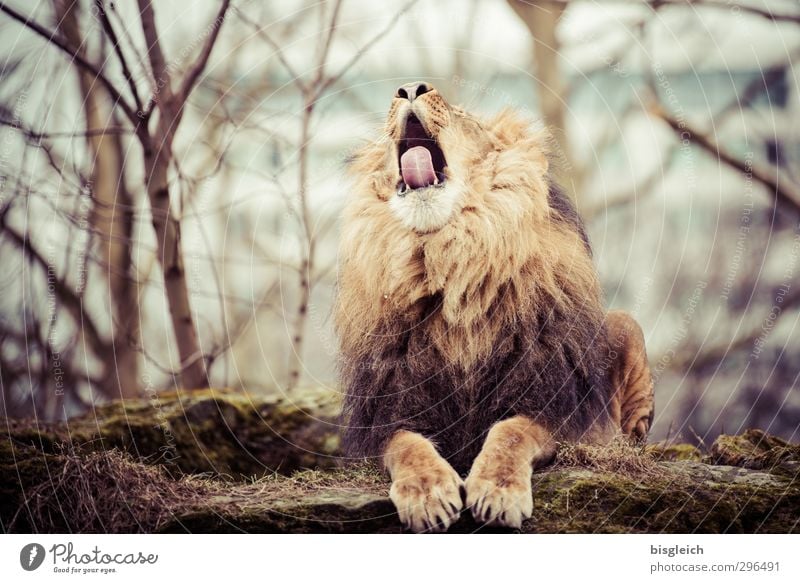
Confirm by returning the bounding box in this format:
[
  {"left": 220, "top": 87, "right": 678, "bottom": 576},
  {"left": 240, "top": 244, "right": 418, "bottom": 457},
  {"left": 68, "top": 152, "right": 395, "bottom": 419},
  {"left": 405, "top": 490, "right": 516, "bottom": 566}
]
[
  {"left": 548, "top": 0, "right": 800, "bottom": 25},
  {"left": 0, "top": 2, "right": 139, "bottom": 125},
  {"left": 137, "top": 0, "right": 173, "bottom": 103},
  {"left": 0, "top": 216, "right": 109, "bottom": 362},
  {"left": 174, "top": 0, "right": 232, "bottom": 108},
  {"left": 507, "top": 0, "right": 575, "bottom": 199},
  {"left": 94, "top": 0, "right": 144, "bottom": 113},
  {"left": 674, "top": 0, "right": 800, "bottom": 25},
  {"left": 0, "top": 118, "right": 131, "bottom": 139},
  {"left": 649, "top": 101, "right": 800, "bottom": 214},
  {"left": 582, "top": 142, "right": 679, "bottom": 220},
  {"left": 232, "top": 6, "right": 307, "bottom": 92},
  {"left": 315, "top": 0, "right": 419, "bottom": 98},
  {"left": 313, "top": 0, "right": 344, "bottom": 85},
  {"left": 677, "top": 286, "right": 800, "bottom": 373}
]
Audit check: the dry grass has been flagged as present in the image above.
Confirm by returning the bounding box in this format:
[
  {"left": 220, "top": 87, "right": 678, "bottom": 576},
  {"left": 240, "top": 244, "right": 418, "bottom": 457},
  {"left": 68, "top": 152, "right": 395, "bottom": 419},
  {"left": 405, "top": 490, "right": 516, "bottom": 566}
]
[
  {"left": 555, "top": 437, "right": 665, "bottom": 478},
  {"left": 17, "top": 449, "right": 211, "bottom": 533},
  {"left": 12, "top": 447, "right": 388, "bottom": 533},
  {"left": 14, "top": 440, "right": 663, "bottom": 533}
]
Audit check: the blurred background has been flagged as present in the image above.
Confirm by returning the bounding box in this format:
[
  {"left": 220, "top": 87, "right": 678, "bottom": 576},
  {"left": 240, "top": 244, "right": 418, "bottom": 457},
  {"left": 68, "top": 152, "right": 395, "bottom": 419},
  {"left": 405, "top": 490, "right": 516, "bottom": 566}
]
[{"left": 0, "top": 0, "right": 798, "bottom": 445}]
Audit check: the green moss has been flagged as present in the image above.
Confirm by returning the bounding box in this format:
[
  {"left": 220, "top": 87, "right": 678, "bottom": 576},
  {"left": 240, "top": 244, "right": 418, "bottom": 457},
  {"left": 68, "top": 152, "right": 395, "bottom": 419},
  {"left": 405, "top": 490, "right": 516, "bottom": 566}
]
[
  {"left": 522, "top": 463, "right": 799, "bottom": 534},
  {"left": 3, "top": 396, "right": 799, "bottom": 534},
  {"left": 5, "top": 386, "right": 341, "bottom": 478},
  {"left": 3, "top": 440, "right": 798, "bottom": 533},
  {"left": 707, "top": 430, "right": 800, "bottom": 478},
  {"left": 646, "top": 442, "right": 703, "bottom": 462}
]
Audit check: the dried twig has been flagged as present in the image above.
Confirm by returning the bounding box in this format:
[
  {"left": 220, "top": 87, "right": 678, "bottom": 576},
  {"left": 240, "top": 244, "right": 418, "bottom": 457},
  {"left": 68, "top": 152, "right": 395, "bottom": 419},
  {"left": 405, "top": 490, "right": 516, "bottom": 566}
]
[
  {"left": 649, "top": 101, "right": 800, "bottom": 214},
  {"left": 0, "top": 2, "right": 140, "bottom": 128}
]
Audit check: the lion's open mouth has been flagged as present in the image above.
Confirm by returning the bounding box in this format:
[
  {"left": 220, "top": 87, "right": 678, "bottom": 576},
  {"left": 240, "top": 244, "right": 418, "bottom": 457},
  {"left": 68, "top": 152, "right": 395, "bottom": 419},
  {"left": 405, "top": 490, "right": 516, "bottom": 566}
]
[{"left": 396, "top": 114, "right": 447, "bottom": 196}]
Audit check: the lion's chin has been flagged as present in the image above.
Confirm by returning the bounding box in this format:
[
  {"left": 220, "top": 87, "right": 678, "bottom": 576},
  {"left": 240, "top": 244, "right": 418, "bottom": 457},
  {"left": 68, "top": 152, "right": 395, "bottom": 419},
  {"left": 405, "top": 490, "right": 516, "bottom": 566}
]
[{"left": 388, "top": 182, "right": 460, "bottom": 233}]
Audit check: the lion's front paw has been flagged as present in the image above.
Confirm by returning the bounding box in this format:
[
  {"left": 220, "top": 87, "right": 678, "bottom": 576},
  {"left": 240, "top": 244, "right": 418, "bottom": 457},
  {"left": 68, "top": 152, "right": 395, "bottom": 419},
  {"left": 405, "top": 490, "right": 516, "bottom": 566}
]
[
  {"left": 465, "top": 468, "right": 533, "bottom": 529},
  {"left": 389, "top": 463, "right": 464, "bottom": 533}
]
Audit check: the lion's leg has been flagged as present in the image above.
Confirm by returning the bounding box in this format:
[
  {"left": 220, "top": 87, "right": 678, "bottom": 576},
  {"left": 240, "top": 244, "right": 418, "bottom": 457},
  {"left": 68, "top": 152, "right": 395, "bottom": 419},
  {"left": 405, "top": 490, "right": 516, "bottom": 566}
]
[
  {"left": 465, "top": 416, "right": 555, "bottom": 528},
  {"left": 605, "top": 310, "right": 655, "bottom": 442},
  {"left": 383, "top": 430, "right": 464, "bottom": 533}
]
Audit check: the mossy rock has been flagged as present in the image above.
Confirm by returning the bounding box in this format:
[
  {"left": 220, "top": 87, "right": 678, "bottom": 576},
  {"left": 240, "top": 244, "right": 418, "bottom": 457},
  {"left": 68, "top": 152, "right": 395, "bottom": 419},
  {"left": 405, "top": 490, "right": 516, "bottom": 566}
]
[
  {"left": 645, "top": 442, "right": 703, "bottom": 462},
  {"left": 527, "top": 462, "right": 798, "bottom": 533},
  {"left": 2, "top": 431, "right": 798, "bottom": 533},
  {"left": 4, "top": 387, "right": 342, "bottom": 478},
  {"left": 4, "top": 394, "right": 799, "bottom": 533},
  {"left": 706, "top": 429, "right": 800, "bottom": 478}
]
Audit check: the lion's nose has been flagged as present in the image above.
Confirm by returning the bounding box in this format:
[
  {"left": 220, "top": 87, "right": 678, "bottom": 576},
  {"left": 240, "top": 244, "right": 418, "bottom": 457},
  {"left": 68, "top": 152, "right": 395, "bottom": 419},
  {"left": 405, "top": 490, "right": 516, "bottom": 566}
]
[{"left": 395, "top": 82, "right": 432, "bottom": 102}]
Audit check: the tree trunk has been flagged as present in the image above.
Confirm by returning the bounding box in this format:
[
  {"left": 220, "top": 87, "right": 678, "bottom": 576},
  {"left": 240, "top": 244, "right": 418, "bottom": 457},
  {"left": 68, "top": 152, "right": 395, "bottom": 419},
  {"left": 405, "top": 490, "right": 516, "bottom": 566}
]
[
  {"left": 286, "top": 99, "right": 315, "bottom": 389},
  {"left": 507, "top": 1, "right": 579, "bottom": 200},
  {"left": 56, "top": 0, "right": 141, "bottom": 398},
  {"left": 142, "top": 147, "right": 207, "bottom": 389},
  {"left": 107, "top": 128, "right": 142, "bottom": 397},
  {"left": 133, "top": 0, "right": 226, "bottom": 390}
]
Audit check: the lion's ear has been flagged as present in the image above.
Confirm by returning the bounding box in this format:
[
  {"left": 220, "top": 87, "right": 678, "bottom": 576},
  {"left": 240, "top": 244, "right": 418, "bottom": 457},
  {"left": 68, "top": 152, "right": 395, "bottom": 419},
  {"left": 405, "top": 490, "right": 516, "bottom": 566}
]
[
  {"left": 487, "top": 109, "right": 551, "bottom": 175},
  {"left": 488, "top": 108, "right": 535, "bottom": 145}
]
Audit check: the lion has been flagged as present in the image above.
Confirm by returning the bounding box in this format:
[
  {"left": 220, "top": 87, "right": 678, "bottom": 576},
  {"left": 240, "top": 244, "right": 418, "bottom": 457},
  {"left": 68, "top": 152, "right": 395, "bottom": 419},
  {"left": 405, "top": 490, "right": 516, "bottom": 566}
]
[{"left": 335, "top": 81, "right": 654, "bottom": 533}]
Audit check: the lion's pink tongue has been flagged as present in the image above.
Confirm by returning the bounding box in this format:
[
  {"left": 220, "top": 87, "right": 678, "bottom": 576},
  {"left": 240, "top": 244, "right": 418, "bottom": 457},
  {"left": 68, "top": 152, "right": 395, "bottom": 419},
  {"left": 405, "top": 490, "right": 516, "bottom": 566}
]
[{"left": 400, "top": 146, "right": 436, "bottom": 189}]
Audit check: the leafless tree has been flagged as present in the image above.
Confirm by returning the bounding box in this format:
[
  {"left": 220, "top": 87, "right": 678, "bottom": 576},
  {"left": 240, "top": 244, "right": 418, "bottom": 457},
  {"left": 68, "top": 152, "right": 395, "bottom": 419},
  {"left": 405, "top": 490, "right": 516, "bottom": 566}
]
[
  {"left": 507, "top": 0, "right": 800, "bottom": 441},
  {"left": 0, "top": 0, "right": 232, "bottom": 409},
  {"left": 234, "top": 0, "right": 418, "bottom": 389}
]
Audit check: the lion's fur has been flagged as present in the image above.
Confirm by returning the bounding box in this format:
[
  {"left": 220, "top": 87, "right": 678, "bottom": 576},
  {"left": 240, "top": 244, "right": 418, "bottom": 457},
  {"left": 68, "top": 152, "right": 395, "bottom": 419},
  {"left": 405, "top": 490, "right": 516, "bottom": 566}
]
[{"left": 336, "top": 95, "right": 614, "bottom": 473}]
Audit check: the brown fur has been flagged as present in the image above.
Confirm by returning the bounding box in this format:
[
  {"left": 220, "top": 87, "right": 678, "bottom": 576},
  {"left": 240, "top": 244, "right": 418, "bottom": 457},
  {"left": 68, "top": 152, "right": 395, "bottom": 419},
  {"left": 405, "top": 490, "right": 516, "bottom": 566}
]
[
  {"left": 338, "top": 104, "right": 600, "bottom": 370},
  {"left": 465, "top": 416, "right": 555, "bottom": 527},
  {"left": 605, "top": 310, "right": 656, "bottom": 441},
  {"left": 384, "top": 430, "right": 463, "bottom": 533},
  {"left": 335, "top": 83, "right": 655, "bottom": 531}
]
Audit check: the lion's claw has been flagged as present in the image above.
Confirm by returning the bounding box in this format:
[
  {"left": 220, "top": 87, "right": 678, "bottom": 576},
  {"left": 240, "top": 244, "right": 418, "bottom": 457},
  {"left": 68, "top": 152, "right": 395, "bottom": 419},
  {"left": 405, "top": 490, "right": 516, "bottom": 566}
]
[
  {"left": 465, "top": 471, "right": 533, "bottom": 529},
  {"left": 390, "top": 467, "right": 464, "bottom": 533}
]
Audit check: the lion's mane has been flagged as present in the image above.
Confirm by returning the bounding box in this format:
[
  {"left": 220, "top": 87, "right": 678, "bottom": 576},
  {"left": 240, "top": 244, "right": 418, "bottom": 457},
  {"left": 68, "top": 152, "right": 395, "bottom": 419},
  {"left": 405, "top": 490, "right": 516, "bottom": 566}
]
[{"left": 336, "top": 109, "right": 613, "bottom": 473}]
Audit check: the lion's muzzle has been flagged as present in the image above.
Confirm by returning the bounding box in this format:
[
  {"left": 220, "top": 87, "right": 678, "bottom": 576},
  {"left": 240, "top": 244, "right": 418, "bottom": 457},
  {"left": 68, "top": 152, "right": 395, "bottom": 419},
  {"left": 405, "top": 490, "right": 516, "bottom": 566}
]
[{"left": 391, "top": 82, "right": 449, "bottom": 197}]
